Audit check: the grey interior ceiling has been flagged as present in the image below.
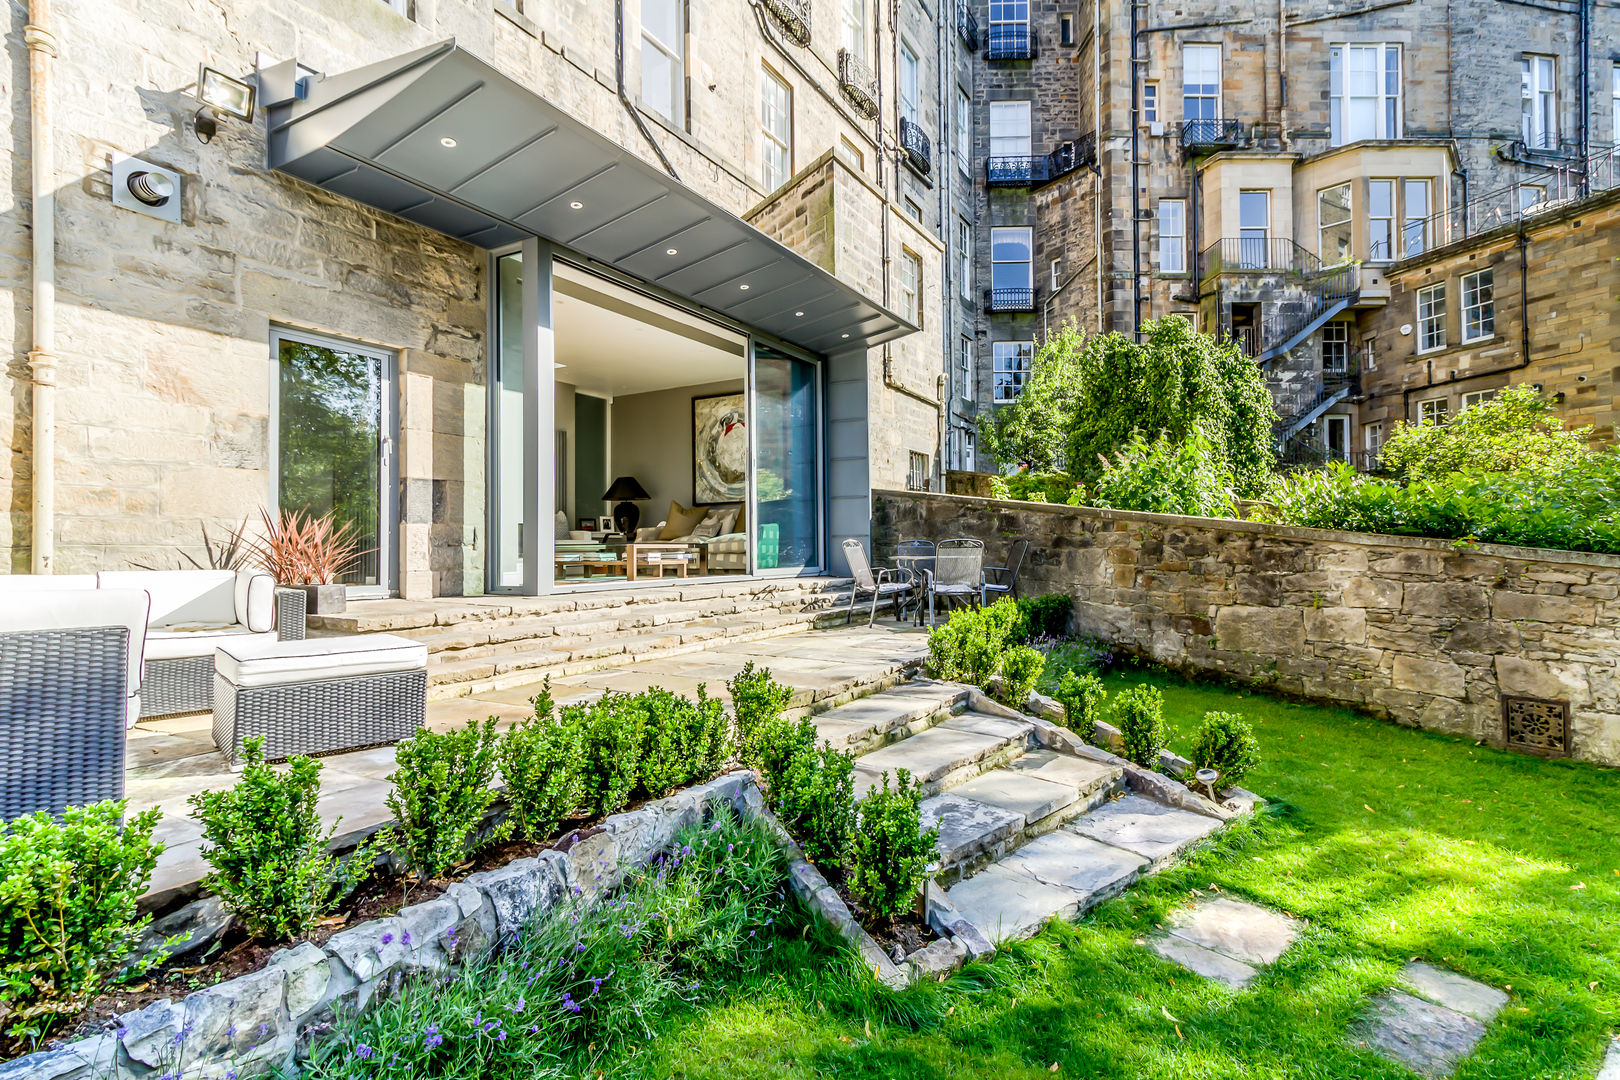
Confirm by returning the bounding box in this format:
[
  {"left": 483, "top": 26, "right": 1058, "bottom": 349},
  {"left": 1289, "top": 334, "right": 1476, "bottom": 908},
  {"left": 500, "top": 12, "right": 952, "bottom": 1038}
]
[{"left": 267, "top": 40, "right": 915, "bottom": 356}]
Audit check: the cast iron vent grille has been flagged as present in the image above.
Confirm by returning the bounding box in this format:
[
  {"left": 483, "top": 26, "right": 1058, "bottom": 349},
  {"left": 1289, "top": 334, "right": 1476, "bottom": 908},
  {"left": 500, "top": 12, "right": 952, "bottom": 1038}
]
[{"left": 1502, "top": 695, "right": 1570, "bottom": 756}]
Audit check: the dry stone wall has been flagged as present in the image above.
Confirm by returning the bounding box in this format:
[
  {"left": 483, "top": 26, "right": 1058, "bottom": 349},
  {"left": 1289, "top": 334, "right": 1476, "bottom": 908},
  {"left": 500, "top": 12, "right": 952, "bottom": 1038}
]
[{"left": 874, "top": 491, "right": 1620, "bottom": 767}]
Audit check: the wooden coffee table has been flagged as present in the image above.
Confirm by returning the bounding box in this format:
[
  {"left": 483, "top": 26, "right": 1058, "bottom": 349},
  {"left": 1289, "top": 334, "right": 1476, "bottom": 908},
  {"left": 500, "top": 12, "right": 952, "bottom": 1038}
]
[{"left": 553, "top": 543, "right": 702, "bottom": 581}]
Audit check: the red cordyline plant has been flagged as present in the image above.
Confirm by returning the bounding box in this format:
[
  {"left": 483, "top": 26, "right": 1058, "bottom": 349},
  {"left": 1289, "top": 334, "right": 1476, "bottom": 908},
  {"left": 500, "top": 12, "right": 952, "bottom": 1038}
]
[{"left": 244, "top": 507, "right": 372, "bottom": 585}]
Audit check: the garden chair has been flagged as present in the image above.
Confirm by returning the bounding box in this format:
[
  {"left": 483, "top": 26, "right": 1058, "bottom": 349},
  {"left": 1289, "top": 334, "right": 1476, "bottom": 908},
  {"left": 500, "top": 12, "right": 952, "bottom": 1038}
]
[
  {"left": 841, "top": 538, "right": 917, "bottom": 627},
  {"left": 981, "top": 539, "right": 1028, "bottom": 604},
  {"left": 893, "top": 539, "right": 936, "bottom": 624},
  {"left": 927, "top": 538, "right": 985, "bottom": 625}
]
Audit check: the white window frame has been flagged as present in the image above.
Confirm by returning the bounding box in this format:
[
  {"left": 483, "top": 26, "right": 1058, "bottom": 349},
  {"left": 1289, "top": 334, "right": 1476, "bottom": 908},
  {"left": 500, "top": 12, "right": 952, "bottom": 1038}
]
[
  {"left": 1416, "top": 282, "right": 1446, "bottom": 353},
  {"left": 1460, "top": 268, "right": 1494, "bottom": 343},
  {"left": 1324, "top": 415, "right": 1350, "bottom": 462},
  {"left": 1318, "top": 182, "right": 1353, "bottom": 264},
  {"left": 1142, "top": 81, "right": 1159, "bottom": 123},
  {"left": 903, "top": 196, "right": 923, "bottom": 222},
  {"left": 1059, "top": 11, "right": 1075, "bottom": 45},
  {"left": 1322, "top": 320, "right": 1351, "bottom": 373},
  {"left": 839, "top": 135, "right": 865, "bottom": 172},
  {"left": 899, "top": 42, "right": 920, "bottom": 126},
  {"left": 1157, "top": 199, "right": 1185, "bottom": 273},
  {"left": 1330, "top": 43, "right": 1402, "bottom": 145},
  {"left": 1461, "top": 389, "right": 1499, "bottom": 410},
  {"left": 1520, "top": 184, "right": 1547, "bottom": 211},
  {"left": 992, "top": 340, "right": 1034, "bottom": 403},
  {"left": 1522, "top": 54, "right": 1557, "bottom": 151},
  {"left": 842, "top": 0, "right": 868, "bottom": 60},
  {"left": 1402, "top": 178, "right": 1431, "bottom": 257},
  {"left": 958, "top": 218, "right": 972, "bottom": 297},
  {"left": 1368, "top": 179, "right": 1395, "bottom": 261},
  {"left": 1238, "top": 190, "right": 1270, "bottom": 267},
  {"left": 641, "top": 0, "right": 685, "bottom": 124},
  {"left": 1613, "top": 63, "right": 1620, "bottom": 144},
  {"left": 956, "top": 86, "right": 972, "bottom": 175},
  {"left": 1182, "top": 44, "right": 1221, "bottom": 121},
  {"left": 959, "top": 334, "right": 973, "bottom": 402},
  {"left": 1417, "top": 396, "right": 1449, "bottom": 425},
  {"left": 899, "top": 248, "right": 922, "bottom": 326},
  {"left": 989, "top": 0, "right": 1030, "bottom": 35},
  {"left": 1365, "top": 421, "right": 1384, "bottom": 456},
  {"left": 989, "top": 100, "right": 1032, "bottom": 158},
  {"left": 759, "top": 65, "right": 792, "bottom": 193},
  {"left": 990, "top": 226, "right": 1033, "bottom": 294}
]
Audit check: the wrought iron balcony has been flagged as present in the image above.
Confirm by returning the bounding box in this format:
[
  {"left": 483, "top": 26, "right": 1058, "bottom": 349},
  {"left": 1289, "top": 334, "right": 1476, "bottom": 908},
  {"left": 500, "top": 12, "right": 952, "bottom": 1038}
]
[
  {"left": 985, "top": 134, "right": 1093, "bottom": 187},
  {"left": 899, "top": 117, "right": 931, "bottom": 175},
  {"left": 838, "top": 48, "right": 879, "bottom": 119},
  {"left": 1179, "top": 118, "right": 1245, "bottom": 151},
  {"left": 985, "top": 287, "right": 1036, "bottom": 313},
  {"left": 985, "top": 22, "right": 1034, "bottom": 61},
  {"left": 957, "top": 1, "right": 979, "bottom": 49},
  {"left": 761, "top": 0, "right": 812, "bottom": 47}
]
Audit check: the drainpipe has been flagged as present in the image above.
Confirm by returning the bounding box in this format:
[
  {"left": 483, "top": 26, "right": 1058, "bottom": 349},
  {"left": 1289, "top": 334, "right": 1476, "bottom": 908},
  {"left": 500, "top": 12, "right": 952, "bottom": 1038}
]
[
  {"left": 1577, "top": 0, "right": 1590, "bottom": 194},
  {"left": 1277, "top": 0, "right": 1289, "bottom": 147},
  {"left": 1093, "top": 0, "right": 1104, "bottom": 330},
  {"left": 615, "top": 0, "right": 680, "bottom": 181},
  {"left": 1129, "top": 0, "right": 1143, "bottom": 336},
  {"left": 26, "top": 0, "right": 56, "bottom": 574}
]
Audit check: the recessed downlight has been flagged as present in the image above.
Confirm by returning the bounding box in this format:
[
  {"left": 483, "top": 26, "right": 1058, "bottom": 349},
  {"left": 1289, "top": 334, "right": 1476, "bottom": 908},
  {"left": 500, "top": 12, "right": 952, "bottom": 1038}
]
[
  {"left": 666, "top": 247, "right": 679, "bottom": 255},
  {"left": 439, "top": 136, "right": 457, "bottom": 148},
  {"left": 569, "top": 200, "right": 584, "bottom": 209},
  {"left": 841, "top": 333, "right": 850, "bottom": 339},
  {"left": 739, "top": 283, "right": 751, "bottom": 291},
  {"left": 794, "top": 311, "right": 804, "bottom": 317}
]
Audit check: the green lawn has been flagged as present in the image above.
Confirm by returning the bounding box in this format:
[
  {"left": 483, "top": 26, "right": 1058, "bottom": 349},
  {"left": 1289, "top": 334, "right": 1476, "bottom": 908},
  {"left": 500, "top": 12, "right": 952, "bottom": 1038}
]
[{"left": 595, "top": 668, "right": 1620, "bottom": 1080}]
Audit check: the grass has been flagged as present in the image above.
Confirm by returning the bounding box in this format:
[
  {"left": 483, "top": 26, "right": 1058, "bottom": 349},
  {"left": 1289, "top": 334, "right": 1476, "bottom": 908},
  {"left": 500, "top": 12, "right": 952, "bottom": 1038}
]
[{"left": 584, "top": 664, "right": 1620, "bottom": 1080}]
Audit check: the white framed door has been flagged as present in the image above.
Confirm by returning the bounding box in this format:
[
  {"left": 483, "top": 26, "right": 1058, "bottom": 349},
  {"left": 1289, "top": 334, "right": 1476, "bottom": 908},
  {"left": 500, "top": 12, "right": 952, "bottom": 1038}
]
[{"left": 269, "top": 326, "right": 398, "bottom": 598}]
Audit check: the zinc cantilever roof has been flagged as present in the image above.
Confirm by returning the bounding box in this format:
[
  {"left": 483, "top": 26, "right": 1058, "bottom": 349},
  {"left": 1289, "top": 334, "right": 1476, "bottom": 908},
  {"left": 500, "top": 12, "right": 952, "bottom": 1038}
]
[{"left": 266, "top": 40, "right": 916, "bottom": 355}]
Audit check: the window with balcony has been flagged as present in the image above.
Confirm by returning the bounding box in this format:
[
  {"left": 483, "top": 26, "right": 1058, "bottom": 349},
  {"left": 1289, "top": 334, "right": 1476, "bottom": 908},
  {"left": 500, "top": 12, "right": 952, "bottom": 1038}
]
[
  {"left": 989, "top": 101, "right": 1032, "bottom": 158},
  {"left": 1142, "top": 81, "right": 1159, "bottom": 123},
  {"left": 760, "top": 65, "right": 792, "bottom": 193},
  {"left": 1317, "top": 182, "right": 1353, "bottom": 264},
  {"left": 1417, "top": 282, "right": 1446, "bottom": 353},
  {"left": 987, "top": 0, "right": 1031, "bottom": 59},
  {"left": 900, "top": 43, "right": 920, "bottom": 126},
  {"left": 956, "top": 86, "right": 971, "bottom": 174},
  {"left": 1401, "top": 179, "right": 1430, "bottom": 257},
  {"left": 900, "top": 248, "right": 922, "bottom": 326},
  {"left": 1461, "top": 269, "right": 1494, "bottom": 343},
  {"left": 1520, "top": 184, "right": 1547, "bottom": 210},
  {"left": 993, "top": 341, "right": 1034, "bottom": 402},
  {"left": 989, "top": 227, "right": 1033, "bottom": 310},
  {"left": 1323, "top": 320, "right": 1350, "bottom": 373},
  {"left": 1238, "top": 190, "right": 1269, "bottom": 268},
  {"left": 1368, "top": 179, "right": 1395, "bottom": 260},
  {"left": 1330, "top": 44, "right": 1401, "bottom": 144},
  {"left": 959, "top": 218, "right": 972, "bottom": 297},
  {"left": 1613, "top": 64, "right": 1619, "bottom": 143},
  {"left": 1182, "top": 44, "right": 1221, "bottom": 121},
  {"left": 842, "top": 0, "right": 868, "bottom": 59},
  {"left": 1325, "top": 415, "right": 1350, "bottom": 461},
  {"left": 1417, "top": 396, "right": 1449, "bottom": 425},
  {"left": 641, "top": 0, "right": 685, "bottom": 124},
  {"left": 1522, "top": 54, "right": 1557, "bottom": 150},
  {"left": 1157, "top": 199, "right": 1185, "bottom": 273}
]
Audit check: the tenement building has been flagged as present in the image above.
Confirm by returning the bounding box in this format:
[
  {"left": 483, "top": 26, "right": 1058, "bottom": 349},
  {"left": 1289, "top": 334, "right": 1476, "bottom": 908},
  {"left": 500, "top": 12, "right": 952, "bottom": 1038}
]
[
  {"left": 964, "top": 0, "right": 1619, "bottom": 467},
  {"left": 1, "top": 0, "right": 975, "bottom": 594}
]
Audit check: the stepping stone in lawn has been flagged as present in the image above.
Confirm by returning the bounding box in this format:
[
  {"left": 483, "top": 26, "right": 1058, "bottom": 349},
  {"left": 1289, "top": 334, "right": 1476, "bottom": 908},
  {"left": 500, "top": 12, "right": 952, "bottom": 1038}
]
[
  {"left": 1598, "top": 1037, "right": 1620, "bottom": 1080},
  {"left": 1400, "top": 961, "right": 1509, "bottom": 1023},
  {"left": 1355, "top": 991, "right": 1488, "bottom": 1078},
  {"left": 1147, "top": 897, "right": 1301, "bottom": 988}
]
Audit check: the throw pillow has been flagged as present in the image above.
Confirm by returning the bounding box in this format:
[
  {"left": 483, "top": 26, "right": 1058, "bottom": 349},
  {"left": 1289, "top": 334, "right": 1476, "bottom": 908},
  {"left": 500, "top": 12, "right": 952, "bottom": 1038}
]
[
  {"left": 554, "top": 510, "right": 571, "bottom": 541},
  {"left": 690, "top": 506, "right": 738, "bottom": 541},
  {"left": 634, "top": 526, "right": 664, "bottom": 541},
  {"left": 659, "top": 500, "right": 706, "bottom": 541}
]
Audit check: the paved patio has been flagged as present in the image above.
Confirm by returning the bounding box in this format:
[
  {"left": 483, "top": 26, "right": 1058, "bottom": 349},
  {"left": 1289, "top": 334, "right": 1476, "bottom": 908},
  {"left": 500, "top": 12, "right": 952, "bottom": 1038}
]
[{"left": 131, "top": 623, "right": 927, "bottom": 907}]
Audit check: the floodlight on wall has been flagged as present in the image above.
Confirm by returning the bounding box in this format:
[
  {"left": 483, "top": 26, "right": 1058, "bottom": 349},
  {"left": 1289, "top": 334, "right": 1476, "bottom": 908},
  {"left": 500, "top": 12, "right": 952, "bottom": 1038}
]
[
  {"left": 194, "top": 64, "right": 257, "bottom": 143},
  {"left": 111, "top": 152, "right": 182, "bottom": 224}
]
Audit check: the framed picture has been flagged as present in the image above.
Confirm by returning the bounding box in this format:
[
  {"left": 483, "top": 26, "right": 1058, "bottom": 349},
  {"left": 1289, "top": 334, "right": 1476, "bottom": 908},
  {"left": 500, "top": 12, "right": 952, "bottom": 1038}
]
[
  {"left": 578, "top": 518, "right": 597, "bottom": 531},
  {"left": 692, "top": 392, "right": 747, "bottom": 505},
  {"left": 596, "top": 515, "right": 615, "bottom": 533}
]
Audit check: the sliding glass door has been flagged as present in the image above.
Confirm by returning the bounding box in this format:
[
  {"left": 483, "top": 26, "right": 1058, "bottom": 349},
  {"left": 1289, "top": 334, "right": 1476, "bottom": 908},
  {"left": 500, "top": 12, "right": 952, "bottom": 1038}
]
[
  {"left": 751, "top": 345, "right": 822, "bottom": 573},
  {"left": 491, "top": 252, "right": 528, "bottom": 589},
  {"left": 272, "top": 327, "right": 395, "bottom": 596}
]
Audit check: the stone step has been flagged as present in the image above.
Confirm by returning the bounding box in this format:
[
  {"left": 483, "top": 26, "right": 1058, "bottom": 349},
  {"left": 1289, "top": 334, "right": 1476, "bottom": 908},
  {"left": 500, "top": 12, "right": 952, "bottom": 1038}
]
[
  {"left": 810, "top": 680, "right": 969, "bottom": 753},
  {"left": 1064, "top": 793, "right": 1224, "bottom": 869},
  {"left": 851, "top": 712, "right": 1035, "bottom": 799}
]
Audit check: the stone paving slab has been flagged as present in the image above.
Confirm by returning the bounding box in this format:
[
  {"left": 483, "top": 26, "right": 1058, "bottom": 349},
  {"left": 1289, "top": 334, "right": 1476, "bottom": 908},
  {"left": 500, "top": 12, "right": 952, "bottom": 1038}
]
[
  {"left": 1597, "top": 1037, "right": 1620, "bottom": 1080},
  {"left": 1164, "top": 897, "right": 1299, "bottom": 967},
  {"left": 1401, "top": 962, "right": 1509, "bottom": 1023},
  {"left": 1148, "top": 934, "right": 1261, "bottom": 987},
  {"left": 853, "top": 724, "right": 1011, "bottom": 788},
  {"left": 1005, "top": 748, "right": 1121, "bottom": 794},
  {"left": 1067, "top": 794, "right": 1222, "bottom": 865},
  {"left": 945, "top": 861, "right": 1086, "bottom": 944},
  {"left": 998, "top": 829, "right": 1147, "bottom": 901},
  {"left": 939, "top": 712, "right": 1034, "bottom": 741},
  {"left": 921, "top": 793, "right": 1025, "bottom": 868},
  {"left": 951, "top": 769, "right": 1078, "bottom": 825},
  {"left": 1356, "top": 991, "right": 1488, "bottom": 1078}
]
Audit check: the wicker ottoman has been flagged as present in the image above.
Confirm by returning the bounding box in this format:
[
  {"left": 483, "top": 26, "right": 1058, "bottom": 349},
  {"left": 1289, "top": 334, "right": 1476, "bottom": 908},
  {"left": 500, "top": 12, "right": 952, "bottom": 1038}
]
[{"left": 212, "top": 635, "right": 428, "bottom": 765}]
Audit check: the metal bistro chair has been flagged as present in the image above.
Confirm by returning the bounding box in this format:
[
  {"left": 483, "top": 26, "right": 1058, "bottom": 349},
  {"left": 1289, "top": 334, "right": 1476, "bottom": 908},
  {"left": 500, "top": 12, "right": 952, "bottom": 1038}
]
[
  {"left": 841, "top": 538, "right": 918, "bottom": 627},
  {"left": 927, "top": 538, "right": 985, "bottom": 625},
  {"left": 981, "top": 538, "right": 1029, "bottom": 605},
  {"left": 893, "top": 538, "right": 936, "bottom": 624}
]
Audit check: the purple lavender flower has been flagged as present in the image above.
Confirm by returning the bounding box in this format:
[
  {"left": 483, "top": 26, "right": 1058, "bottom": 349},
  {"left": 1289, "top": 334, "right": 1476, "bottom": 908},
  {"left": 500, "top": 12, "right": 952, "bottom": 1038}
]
[
  {"left": 379, "top": 932, "right": 394, "bottom": 946},
  {"left": 561, "top": 992, "right": 581, "bottom": 1014},
  {"left": 401, "top": 929, "right": 413, "bottom": 946},
  {"left": 497, "top": 1029, "right": 507, "bottom": 1042},
  {"left": 355, "top": 1044, "right": 374, "bottom": 1059},
  {"left": 423, "top": 1023, "right": 444, "bottom": 1050}
]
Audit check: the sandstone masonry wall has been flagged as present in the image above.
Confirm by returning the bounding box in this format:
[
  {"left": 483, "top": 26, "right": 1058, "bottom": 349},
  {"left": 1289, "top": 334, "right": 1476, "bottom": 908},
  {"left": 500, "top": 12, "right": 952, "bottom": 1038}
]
[{"left": 874, "top": 490, "right": 1620, "bottom": 766}]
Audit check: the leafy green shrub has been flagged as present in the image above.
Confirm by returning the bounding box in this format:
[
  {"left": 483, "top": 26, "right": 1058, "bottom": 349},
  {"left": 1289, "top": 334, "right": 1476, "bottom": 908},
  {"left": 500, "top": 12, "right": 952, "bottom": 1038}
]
[
  {"left": 849, "top": 770, "right": 939, "bottom": 921},
  {"left": 0, "top": 802, "right": 163, "bottom": 1044},
  {"left": 1014, "top": 593, "right": 1071, "bottom": 642},
  {"left": 497, "top": 681, "right": 586, "bottom": 843},
  {"left": 996, "top": 645, "right": 1045, "bottom": 709},
  {"left": 785, "top": 746, "right": 858, "bottom": 867},
  {"left": 754, "top": 714, "right": 818, "bottom": 798},
  {"left": 1054, "top": 670, "right": 1107, "bottom": 743},
  {"left": 728, "top": 661, "right": 793, "bottom": 769},
  {"left": 637, "top": 686, "right": 732, "bottom": 797},
  {"left": 575, "top": 692, "right": 645, "bottom": 817},
  {"left": 926, "top": 598, "right": 1024, "bottom": 687},
  {"left": 1113, "top": 684, "right": 1168, "bottom": 769},
  {"left": 385, "top": 718, "right": 506, "bottom": 881},
  {"left": 1189, "top": 711, "right": 1262, "bottom": 787},
  {"left": 1090, "top": 429, "right": 1238, "bottom": 518},
  {"left": 190, "top": 738, "right": 367, "bottom": 941},
  {"left": 1378, "top": 385, "right": 1594, "bottom": 482},
  {"left": 988, "top": 472, "right": 1080, "bottom": 505}
]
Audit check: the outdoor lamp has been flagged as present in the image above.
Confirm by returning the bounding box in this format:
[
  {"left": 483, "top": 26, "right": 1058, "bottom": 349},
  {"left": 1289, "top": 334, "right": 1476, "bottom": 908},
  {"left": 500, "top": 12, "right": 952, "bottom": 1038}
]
[
  {"left": 194, "top": 65, "right": 257, "bottom": 143},
  {"left": 602, "top": 476, "right": 651, "bottom": 539}
]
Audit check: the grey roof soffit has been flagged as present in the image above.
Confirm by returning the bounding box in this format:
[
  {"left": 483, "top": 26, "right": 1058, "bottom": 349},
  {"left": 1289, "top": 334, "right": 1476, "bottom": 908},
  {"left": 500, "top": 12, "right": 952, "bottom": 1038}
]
[{"left": 266, "top": 40, "right": 915, "bottom": 355}]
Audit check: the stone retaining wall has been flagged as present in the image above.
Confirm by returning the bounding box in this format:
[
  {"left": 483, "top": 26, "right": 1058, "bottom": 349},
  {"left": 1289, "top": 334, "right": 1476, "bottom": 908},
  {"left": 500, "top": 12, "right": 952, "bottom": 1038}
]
[{"left": 873, "top": 491, "right": 1620, "bottom": 767}]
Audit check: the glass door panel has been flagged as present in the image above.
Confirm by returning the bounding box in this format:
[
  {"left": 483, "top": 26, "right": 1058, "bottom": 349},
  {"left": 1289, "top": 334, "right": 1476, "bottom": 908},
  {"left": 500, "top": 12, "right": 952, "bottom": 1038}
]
[
  {"left": 492, "top": 251, "right": 528, "bottom": 590},
  {"left": 274, "top": 330, "right": 392, "bottom": 594},
  {"left": 752, "top": 346, "right": 821, "bottom": 573}
]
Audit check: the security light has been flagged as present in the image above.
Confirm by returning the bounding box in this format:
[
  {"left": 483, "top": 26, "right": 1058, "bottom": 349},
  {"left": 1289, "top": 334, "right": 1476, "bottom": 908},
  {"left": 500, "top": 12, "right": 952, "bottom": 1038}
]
[{"left": 198, "top": 65, "right": 256, "bottom": 121}]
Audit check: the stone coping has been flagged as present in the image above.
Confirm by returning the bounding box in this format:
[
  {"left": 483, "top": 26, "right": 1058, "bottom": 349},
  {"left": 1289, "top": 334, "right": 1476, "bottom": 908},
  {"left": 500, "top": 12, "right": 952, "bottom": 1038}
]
[{"left": 874, "top": 489, "right": 1620, "bottom": 570}]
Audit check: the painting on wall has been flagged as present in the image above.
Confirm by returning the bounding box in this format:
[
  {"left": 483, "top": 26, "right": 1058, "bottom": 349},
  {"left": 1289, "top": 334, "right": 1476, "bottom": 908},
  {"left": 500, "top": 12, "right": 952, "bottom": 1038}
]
[{"left": 692, "top": 392, "right": 747, "bottom": 505}]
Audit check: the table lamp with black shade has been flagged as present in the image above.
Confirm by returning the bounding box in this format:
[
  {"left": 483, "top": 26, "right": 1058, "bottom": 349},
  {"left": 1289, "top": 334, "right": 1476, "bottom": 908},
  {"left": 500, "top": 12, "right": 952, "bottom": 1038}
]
[{"left": 603, "top": 476, "right": 651, "bottom": 539}]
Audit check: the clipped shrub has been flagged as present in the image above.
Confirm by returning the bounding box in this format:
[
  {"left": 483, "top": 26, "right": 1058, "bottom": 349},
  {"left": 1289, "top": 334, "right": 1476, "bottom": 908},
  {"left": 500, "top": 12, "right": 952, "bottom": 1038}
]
[
  {"left": 576, "top": 692, "right": 645, "bottom": 817},
  {"left": 385, "top": 718, "right": 505, "bottom": 881},
  {"left": 926, "top": 598, "right": 1024, "bottom": 687},
  {"left": 728, "top": 661, "right": 793, "bottom": 769},
  {"left": 1113, "top": 684, "right": 1168, "bottom": 769},
  {"left": 1014, "top": 593, "right": 1071, "bottom": 642},
  {"left": 1054, "top": 670, "right": 1107, "bottom": 743},
  {"left": 754, "top": 714, "right": 818, "bottom": 802},
  {"left": 1189, "top": 711, "right": 1262, "bottom": 788},
  {"left": 637, "top": 685, "right": 733, "bottom": 797},
  {"left": 497, "top": 681, "right": 586, "bottom": 843},
  {"left": 996, "top": 645, "right": 1045, "bottom": 709},
  {"left": 0, "top": 802, "right": 163, "bottom": 1045},
  {"left": 190, "top": 738, "right": 367, "bottom": 941},
  {"left": 849, "top": 770, "right": 939, "bottom": 921},
  {"left": 786, "top": 746, "right": 858, "bottom": 867}
]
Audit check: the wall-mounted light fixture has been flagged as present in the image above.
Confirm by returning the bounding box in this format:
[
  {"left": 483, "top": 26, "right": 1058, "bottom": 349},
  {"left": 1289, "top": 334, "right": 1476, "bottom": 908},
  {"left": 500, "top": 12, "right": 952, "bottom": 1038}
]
[
  {"left": 111, "top": 152, "right": 182, "bottom": 223},
  {"left": 194, "top": 64, "right": 256, "bottom": 143}
]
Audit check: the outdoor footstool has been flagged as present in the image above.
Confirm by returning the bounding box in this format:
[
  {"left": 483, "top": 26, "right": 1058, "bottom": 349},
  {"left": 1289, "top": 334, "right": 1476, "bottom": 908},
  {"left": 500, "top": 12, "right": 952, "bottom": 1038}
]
[{"left": 212, "top": 635, "right": 428, "bottom": 765}]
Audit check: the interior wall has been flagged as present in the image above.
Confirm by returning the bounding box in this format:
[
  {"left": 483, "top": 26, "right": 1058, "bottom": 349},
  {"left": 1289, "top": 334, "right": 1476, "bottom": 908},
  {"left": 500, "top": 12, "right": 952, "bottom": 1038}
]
[
  {"left": 609, "top": 378, "right": 746, "bottom": 528},
  {"left": 555, "top": 381, "right": 576, "bottom": 524}
]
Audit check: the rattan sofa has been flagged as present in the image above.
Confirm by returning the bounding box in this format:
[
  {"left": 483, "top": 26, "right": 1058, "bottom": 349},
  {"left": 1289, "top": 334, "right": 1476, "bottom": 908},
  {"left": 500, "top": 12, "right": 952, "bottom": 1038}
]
[{"left": 0, "top": 589, "right": 149, "bottom": 817}]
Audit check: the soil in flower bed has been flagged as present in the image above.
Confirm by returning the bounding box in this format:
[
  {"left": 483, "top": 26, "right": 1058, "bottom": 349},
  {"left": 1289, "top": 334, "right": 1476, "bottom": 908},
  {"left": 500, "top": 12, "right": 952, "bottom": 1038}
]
[
  {"left": 40, "top": 824, "right": 608, "bottom": 1054},
  {"left": 820, "top": 866, "right": 937, "bottom": 958}
]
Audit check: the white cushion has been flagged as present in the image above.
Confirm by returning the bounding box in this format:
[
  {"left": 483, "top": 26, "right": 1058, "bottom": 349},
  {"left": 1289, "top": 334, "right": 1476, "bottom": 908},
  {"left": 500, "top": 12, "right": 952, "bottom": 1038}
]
[
  {"left": 0, "top": 588, "right": 150, "bottom": 725},
  {"left": 99, "top": 569, "right": 239, "bottom": 627},
  {"left": 0, "top": 574, "right": 98, "bottom": 591},
  {"left": 234, "top": 570, "right": 275, "bottom": 633},
  {"left": 706, "top": 533, "right": 747, "bottom": 554},
  {"left": 147, "top": 625, "right": 273, "bottom": 661},
  {"left": 215, "top": 633, "right": 427, "bottom": 688}
]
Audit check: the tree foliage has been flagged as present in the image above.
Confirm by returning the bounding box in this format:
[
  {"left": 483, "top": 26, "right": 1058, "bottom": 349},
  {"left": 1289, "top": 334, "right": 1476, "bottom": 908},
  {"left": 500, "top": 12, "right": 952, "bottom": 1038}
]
[
  {"left": 1090, "top": 429, "right": 1238, "bottom": 518},
  {"left": 975, "top": 325, "right": 1086, "bottom": 472},
  {"left": 1376, "top": 385, "right": 1593, "bottom": 482}
]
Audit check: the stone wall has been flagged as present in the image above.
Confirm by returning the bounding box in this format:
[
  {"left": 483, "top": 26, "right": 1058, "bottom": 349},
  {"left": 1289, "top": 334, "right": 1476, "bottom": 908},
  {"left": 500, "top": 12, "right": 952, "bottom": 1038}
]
[{"left": 874, "top": 490, "right": 1620, "bottom": 767}]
